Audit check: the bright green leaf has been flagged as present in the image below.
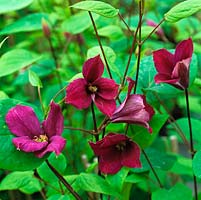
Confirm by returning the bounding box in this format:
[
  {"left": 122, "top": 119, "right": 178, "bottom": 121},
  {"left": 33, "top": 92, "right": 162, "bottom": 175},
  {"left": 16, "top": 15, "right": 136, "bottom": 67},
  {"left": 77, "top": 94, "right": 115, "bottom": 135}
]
[
  {"left": 28, "top": 70, "right": 43, "bottom": 88},
  {"left": 47, "top": 195, "right": 70, "bottom": 200},
  {"left": 193, "top": 150, "right": 201, "bottom": 178},
  {"left": 0, "top": 49, "right": 41, "bottom": 77},
  {"left": 164, "top": 0, "right": 201, "bottom": 23},
  {"left": 0, "top": 0, "right": 33, "bottom": 14},
  {"left": 71, "top": 1, "right": 119, "bottom": 18},
  {"left": 0, "top": 13, "right": 49, "bottom": 35}
]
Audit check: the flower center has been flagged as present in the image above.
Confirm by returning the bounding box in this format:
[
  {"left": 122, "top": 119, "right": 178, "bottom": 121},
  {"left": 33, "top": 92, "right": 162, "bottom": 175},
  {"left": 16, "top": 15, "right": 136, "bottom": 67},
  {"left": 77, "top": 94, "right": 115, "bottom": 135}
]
[
  {"left": 33, "top": 134, "right": 48, "bottom": 142},
  {"left": 88, "top": 85, "right": 98, "bottom": 93},
  {"left": 116, "top": 141, "right": 126, "bottom": 151}
]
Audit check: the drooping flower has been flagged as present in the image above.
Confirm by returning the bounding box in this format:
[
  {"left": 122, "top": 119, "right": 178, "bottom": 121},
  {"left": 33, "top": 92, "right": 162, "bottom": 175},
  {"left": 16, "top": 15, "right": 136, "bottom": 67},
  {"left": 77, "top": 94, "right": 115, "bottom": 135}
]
[
  {"left": 110, "top": 78, "right": 154, "bottom": 133},
  {"left": 89, "top": 133, "right": 141, "bottom": 174},
  {"left": 146, "top": 19, "right": 165, "bottom": 38},
  {"left": 6, "top": 101, "right": 66, "bottom": 158},
  {"left": 153, "top": 38, "right": 193, "bottom": 90},
  {"left": 66, "top": 55, "right": 119, "bottom": 117}
]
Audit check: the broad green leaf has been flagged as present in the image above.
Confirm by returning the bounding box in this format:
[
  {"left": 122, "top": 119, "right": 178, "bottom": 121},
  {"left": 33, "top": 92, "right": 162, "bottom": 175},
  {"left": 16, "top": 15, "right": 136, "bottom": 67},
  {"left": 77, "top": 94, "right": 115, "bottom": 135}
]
[
  {"left": 75, "top": 173, "right": 121, "bottom": 198},
  {"left": 48, "top": 195, "right": 70, "bottom": 200},
  {"left": 71, "top": 1, "right": 119, "bottom": 18},
  {"left": 125, "top": 173, "right": 148, "bottom": 184},
  {"left": 164, "top": 0, "right": 201, "bottom": 23},
  {"left": 0, "top": 98, "right": 45, "bottom": 171},
  {"left": 152, "top": 183, "right": 193, "bottom": 200},
  {"left": 0, "top": 91, "right": 8, "bottom": 100},
  {"left": 0, "top": 0, "right": 33, "bottom": 14},
  {"left": 193, "top": 150, "right": 201, "bottom": 178},
  {"left": 130, "top": 113, "right": 169, "bottom": 149},
  {"left": 29, "top": 70, "right": 43, "bottom": 88},
  {"left": 62, "top": 11, "right": 99, "bottom": 34},
  {"left": 0, "top": 13, "right": 49, "bottom": 35},
  {"left": 0, "top": 171, "right": 42, "bottom": 194},
  {"left": 0, "top": 37, "right": 9, "bottom": 48},
  {"left": 0, "top": 49, "right": 41, "bottom": 77},
  {"left": 67, "top": 73, "right": 83, "bottom": 83}
]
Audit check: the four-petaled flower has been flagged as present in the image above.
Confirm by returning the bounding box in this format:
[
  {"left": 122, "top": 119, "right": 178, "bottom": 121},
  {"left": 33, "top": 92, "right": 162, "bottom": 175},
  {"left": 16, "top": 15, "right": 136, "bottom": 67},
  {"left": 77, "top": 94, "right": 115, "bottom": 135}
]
[
  {"left": 153, "top": 38, "right": 193, "bottom": 90},
  {"left": 89, "top": 133, "right": 141, "bottom": 174},
  {"left": 110, "top": 78, "right": 155, "bottom": 133},
  {"left": 6, "top": 101, "right": 66, "bottom": 158},
  {"left": 65, "top": 55, "right": 119, "bottom": 117}
]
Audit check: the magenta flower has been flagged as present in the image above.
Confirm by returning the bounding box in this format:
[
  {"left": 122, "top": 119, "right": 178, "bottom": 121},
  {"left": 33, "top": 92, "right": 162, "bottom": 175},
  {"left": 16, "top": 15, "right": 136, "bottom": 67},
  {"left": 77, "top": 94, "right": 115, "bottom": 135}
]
[
  {"left": 89, "top": 133, "right": 141, "bottom": 174},
  {"left": 6, "top": 101, "right": 66, "bottom": 158},
  {"left": 110, "top": 78, "right": 154, "bottom": 133},
  {"left": 146, "top": 19, "right": 164, "bottom": 38},
  {"left": 153, "top": 38, "right": 193, "bottom": 90},
  {"left": 66, "top": 55, "right": 119, "bottom": 117}
]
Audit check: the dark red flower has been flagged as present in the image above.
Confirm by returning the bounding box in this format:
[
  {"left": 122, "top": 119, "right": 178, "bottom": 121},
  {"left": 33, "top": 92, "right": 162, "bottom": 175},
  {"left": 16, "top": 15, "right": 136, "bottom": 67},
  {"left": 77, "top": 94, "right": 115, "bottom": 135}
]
[
  {"left": 6, "top": 101, "right": 66, "bottom": 158},
  {"left": 110, "top": 78, "right": 154, "bottom": 133},
  {"left": 153, "top": 38, "right": 193, "bottom": 90},
  {"left": 66, "top": 55, "right": 119, "bottom": 117},
  {"left": 146, "top": 19, "right": 164, "bottom": 38},
  {"left": 89, "top": 133, "right": 141, "bottom": 174}
]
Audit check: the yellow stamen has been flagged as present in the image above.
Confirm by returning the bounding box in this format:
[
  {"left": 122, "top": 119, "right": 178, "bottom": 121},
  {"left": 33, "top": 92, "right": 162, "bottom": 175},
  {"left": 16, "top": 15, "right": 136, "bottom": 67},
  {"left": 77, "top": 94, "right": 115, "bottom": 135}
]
[
  {"left": 88, "top": 85, "right": 98, "bottom": 93},
  {"left": 33, "top": 134, "right": 48, "bottom": 142},
  {"left": 116, "top": 141, "right": 126, "bottom": 151}
]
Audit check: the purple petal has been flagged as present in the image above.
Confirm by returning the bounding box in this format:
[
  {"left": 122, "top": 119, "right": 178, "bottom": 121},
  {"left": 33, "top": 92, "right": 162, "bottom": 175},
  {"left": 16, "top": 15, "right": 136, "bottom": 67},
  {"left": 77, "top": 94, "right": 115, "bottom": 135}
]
[
  {"left": 6, "top": 105, "right": 42, "bottom": 137},
  {"left": 153, "top": 49, "right": 174, "bottom": 74},
  {"left": 94, "top": 78, "right": 119, "bottom": 100},
  {"left": 35, "top": 136, "right": 66, "bottom": 158},
  {"left": 66, "top": 78, "right": 92, "bottom": 109},
  {"left": 42, "top": 101, "right": 64, "bottom": 138},
  {"left": 175, "top": 38, "right": 193, "bottom": 63},
  {"left": 12, "top": 136, "right": 48, "bottom": 152},
  {"left": 127, "top": 77, "right": 135, "bottom": 95},
  {"left": 94, "top": 96, "right": 116, "bottom": 117},
  {"left": 154, "top": 74, "right": 179, "bottom": 84},
  {"left": 121, "top": 141, "right": 141, "bottom": 168},
  {"left": 83, "top": 55, "right": 104, "bottom": 83}
]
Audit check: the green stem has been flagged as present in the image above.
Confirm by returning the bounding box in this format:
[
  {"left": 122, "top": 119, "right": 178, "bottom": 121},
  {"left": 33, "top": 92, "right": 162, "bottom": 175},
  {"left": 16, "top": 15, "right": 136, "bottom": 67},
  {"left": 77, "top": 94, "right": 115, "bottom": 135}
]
[
  {"left": 185, "top": 89, "right": 198, "bottom": 200},
  {"left": 46, "top": 160, "right": 82, "bottom": 200},
  {"left": 37, "top": 86, "right": 45, "bottom": 115}
]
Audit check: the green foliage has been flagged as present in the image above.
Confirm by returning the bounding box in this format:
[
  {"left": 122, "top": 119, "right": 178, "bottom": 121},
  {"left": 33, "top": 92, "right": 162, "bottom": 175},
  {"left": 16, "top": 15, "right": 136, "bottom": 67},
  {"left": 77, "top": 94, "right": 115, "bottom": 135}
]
[
  {"left": 28, "top": 70, "right": 43, "bottom": 88},
  {"left": 193, "top": 150, "right": 201, "bottom": 178}
]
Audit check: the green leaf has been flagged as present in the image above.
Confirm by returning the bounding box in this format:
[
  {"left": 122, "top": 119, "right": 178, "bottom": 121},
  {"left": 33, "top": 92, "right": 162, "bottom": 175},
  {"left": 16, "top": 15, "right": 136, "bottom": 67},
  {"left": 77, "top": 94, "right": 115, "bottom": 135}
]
[
  {"left": 71, "top": 1, "right": 119, "bottom": 18},
  {"left": 130, "top": 113, "right": 169, "bottom": 149},
  {"left": 47, "top": 195, "right": 70, "bottom": 200},
  {"left": 29, "top": 70, "right": 43, "bottom": 88},
  {"left": 125, "top": 173, "right": 148, "bottom": 184},
  {"left": 62, "top": 11, "right": 99, "bottom": 34},
  {"left": 0, "top": 0, "right": 33, "bottom": 14},
  {"left": 0, "top": 91, "right": 9, "bottom": 100},
  {"left": 0, "top": 49, "right": 41, "bottom": 77},
  {"left": 0, "top": 13, "right": 49, "bottom": 35},
  {"left": 164, "top": 0, "right": 201, "bottom": 23},
  {"left": 67, "top": 73, "right": 83, "bottom": 83},
  {"left": 75, "top": 173, "right": 121, "bottom": 198},
  {"left": 0, "top": 98, "right": 45, "bottom": 171},
  {"left": 0, "top": 171, "right": 42, "bottom": 194},
  {"left": 152, "top": 183, "right": 193, "bottom": 200},
  {"left": 193, "top": 150, "right": 201, "bottom": 178},
  {"left": 0, "top": 37, "right": 9, "bottom": 48}
]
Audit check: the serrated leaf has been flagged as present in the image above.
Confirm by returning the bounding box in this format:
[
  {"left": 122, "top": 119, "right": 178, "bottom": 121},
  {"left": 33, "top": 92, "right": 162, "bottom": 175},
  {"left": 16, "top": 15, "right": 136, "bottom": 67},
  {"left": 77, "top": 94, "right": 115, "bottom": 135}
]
[
  {"left": 29, "top": 70, "right": 43, "bottom": 88},
  {"left": 0, "top": 49, "right": 41, "bottom": 77},
  {"left": 0, "top": 13, "right": 49, "bottom": 35},
  {"left": 0, "top": 0, "right": 33, "bottom": 14},
  {"left": 164, "top": 0, "right": 201, "bottom": 23},
  {"left": 192, "top": 150, "right": 201, "bottom": 178},
  {"left": 71, "top": 1, "right": 119, "bottom": 18}
]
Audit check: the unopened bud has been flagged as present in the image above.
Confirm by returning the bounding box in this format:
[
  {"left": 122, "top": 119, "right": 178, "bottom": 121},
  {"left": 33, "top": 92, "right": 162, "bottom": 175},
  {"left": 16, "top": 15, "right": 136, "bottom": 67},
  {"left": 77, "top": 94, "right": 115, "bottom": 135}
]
[{"left": 42, "top": 18, "right": 51, "bottom": 38}]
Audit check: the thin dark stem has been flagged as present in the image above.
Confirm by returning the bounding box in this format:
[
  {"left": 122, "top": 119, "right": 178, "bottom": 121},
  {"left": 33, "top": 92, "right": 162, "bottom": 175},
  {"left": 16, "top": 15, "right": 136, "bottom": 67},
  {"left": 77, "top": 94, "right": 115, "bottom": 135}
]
[
  {"left": 88, "top": 11, "right": 113, "bottom": 79},
  {"left": 64, "top": 126, "right": 94, "bottom": 135},
  {"left": 91, "top": 102, "right": 99, "bottom": 141},
  {"left": 141, "top": 18, "right": 165, "bottom": 45},
  {"left": 185, "top": 89, "right": 198, "bottom": 200},
  {"left": 142, "top": 150, "right": 163, "bottom": 188},
  {"left": 46, "top": 160, "right": 82, "bottom": 200},
  {"left": 118, "top": 13, "right": 133, "bottom": 35}
]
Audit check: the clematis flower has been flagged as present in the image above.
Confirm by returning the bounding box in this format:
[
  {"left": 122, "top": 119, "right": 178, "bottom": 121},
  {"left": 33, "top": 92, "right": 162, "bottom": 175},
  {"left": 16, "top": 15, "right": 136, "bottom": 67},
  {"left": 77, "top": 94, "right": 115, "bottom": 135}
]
[
  {"left": 5, "top": 101, "right": 66, "bottom": 158},
  {"left": 66, "top": 55, "right": 119, "bottom": 117},
  {"left": 153, "top": 38, "right": 193, "bottom": 90},
  {"left": 89, "top": 133, "right": 141, "bottom": 174},
  {"left": 146, "top": 19, "right": 165, "bottom": 38},
  {"left": 110, "top": 78, "right": 154, "bottom": 133}
]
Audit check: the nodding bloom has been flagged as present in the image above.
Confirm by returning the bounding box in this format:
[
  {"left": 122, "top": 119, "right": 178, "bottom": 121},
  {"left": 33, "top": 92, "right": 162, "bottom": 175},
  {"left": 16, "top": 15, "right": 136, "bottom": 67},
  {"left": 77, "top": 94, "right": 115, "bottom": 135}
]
[
  {"left": 153, "top": 38, "right": 193, "bottom": 90},
  {"left": 6, "top": 101, "right": 66, "bottom": 158},
  {"left": 146, "top": 19, "right": 165, "bottom": 38},
  {"left": 66, "top": 55, "right": 119, "bottom": 117},
  {"left": 110, "top": 78, "right": 155, "bottom": 133},
  {"left": 89, "top": 133, "right": 141, "bottom": 174}
]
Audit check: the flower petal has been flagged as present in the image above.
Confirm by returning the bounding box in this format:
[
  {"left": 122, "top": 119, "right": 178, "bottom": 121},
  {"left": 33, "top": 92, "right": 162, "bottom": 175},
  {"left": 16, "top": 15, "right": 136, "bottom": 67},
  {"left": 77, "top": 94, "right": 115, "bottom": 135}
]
[
  {"left": 42, "top": 101, "right": 64, "bottom": 137},
  {"left": 153, "top": 49, "right": 174, "bottom": 74},
  {"left": 83, "top": 55, "right": 104, "bottom": 83},
  {"left": 94, "top": 78, "right": 119, "bottom": 100},
  {"left": 175, "top": 38, "right": 193, "bottom": 63},
  {"left": 6, "top": 105, "right": 42, "bottom": 137},
  {"left": 12, "top": 136, "right": 48, "bottom": 152},
  {"left": 66, "top": 78, "right": 92, "bottom": 109},
  {"left": 35, "top": 136, "right": 66, "bottom": 158},
  {"left": 154, "top": 73, "right": 179, "bottom": 84},
  {"left": 121, "top": 141, "right": 141, "bottom": 168},
  {"left": 94, "top": 96, "right": 116, "bottom": 117}
]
